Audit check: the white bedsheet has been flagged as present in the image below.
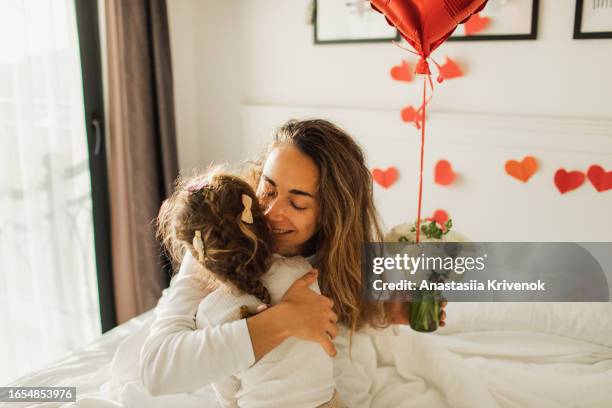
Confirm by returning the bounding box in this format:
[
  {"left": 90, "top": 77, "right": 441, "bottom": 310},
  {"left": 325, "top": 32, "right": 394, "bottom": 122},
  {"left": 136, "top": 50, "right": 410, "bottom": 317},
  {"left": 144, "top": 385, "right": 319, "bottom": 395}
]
[{"left": 6, "top": 303, "right": 612, "bottom": 408}]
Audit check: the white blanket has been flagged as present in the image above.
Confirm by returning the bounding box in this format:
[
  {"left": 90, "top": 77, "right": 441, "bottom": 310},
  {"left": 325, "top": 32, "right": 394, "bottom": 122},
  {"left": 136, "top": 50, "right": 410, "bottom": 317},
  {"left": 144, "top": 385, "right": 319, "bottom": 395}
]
[
  {"left": 12, "top": 303, "right": 612, "bottom": 408},
  {"left": 367, "top": 328, "right": 612, "bottom": 407}
]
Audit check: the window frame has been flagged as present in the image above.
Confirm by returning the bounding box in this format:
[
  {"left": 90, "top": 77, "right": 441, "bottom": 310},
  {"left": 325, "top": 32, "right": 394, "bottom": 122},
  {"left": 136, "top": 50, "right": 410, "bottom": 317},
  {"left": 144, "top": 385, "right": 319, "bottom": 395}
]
[{"left": 74, "top": 0, "right": 117, "bottom": 333}]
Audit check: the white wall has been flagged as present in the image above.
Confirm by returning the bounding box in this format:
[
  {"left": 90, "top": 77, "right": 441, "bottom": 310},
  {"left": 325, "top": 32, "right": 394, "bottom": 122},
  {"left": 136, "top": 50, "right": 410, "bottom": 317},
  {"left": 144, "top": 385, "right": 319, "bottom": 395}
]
[
  {"left": 167, "top": 0, "right": 199, "bottom": 171},
  {"left": 168, "top": 0, "right": 242, "bottom": 171},
  {"left": 168, "top": 0, "right": 612, "bottom": 171},
  {"left": 242, "top": 104, "right": 612, "bottom": 242},
  {"left": 238, "top": 0, "right": 612, "bottom": 117}
]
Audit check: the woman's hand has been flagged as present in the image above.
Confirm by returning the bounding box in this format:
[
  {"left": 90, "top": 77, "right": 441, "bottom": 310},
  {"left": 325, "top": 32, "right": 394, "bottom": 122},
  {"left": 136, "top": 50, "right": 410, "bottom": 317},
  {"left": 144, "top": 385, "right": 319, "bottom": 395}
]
[
  {"left": 386, "top": 300, "right": 447, "bottom": 327},
  {"left": 278, "top": 269, "right": 339, "bottom": 357}
]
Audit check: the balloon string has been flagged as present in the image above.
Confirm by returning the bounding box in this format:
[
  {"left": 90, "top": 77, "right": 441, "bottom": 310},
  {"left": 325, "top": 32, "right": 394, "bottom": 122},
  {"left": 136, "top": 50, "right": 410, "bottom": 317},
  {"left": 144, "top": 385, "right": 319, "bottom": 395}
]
[
  {"left": 415, "top": 74, "right": 428, "bottom": 243},
  {"left": 391, "top": 40, "right": 420, "bottom": 56},
  {"left": 416, "top": 76, "right": 434, "bottom": 116},
  {"left": 390, "top": 40, "right": 439, "bottom": 242},
  {"left": 429, "top": 57, "right": 443, "bottom": 71}
]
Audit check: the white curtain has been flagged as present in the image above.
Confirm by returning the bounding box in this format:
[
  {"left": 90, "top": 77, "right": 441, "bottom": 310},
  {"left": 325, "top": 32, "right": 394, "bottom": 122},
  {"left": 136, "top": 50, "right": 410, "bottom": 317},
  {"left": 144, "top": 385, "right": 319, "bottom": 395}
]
[{"left": 0, "top": 0, "right": 101, "bottom": 384}]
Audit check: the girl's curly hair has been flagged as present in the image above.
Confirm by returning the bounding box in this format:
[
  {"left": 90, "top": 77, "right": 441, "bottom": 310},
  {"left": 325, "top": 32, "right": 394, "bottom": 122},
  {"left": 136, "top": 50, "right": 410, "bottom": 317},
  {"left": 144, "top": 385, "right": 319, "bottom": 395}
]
[{"left": 157, "top": 171, "right": 273, "bottom": 305}]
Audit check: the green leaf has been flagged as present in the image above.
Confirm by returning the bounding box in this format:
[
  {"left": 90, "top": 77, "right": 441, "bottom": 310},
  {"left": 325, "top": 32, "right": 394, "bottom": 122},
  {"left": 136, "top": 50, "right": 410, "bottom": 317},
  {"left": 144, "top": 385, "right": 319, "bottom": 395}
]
[{"left": 445, "top": 219, "right": 453, "bottom": 230}]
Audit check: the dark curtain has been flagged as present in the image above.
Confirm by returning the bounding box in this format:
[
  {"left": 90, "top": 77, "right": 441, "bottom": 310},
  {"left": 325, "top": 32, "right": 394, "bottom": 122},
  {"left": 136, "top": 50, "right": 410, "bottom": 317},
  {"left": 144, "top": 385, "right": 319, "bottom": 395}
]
[{"left": 105, "top": 0, "right": 178, "bottom": 323}]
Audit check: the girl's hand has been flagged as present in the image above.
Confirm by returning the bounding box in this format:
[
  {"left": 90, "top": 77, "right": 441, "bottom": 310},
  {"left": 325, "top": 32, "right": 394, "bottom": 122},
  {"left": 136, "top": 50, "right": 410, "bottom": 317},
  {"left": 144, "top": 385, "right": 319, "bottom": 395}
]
[
  {"left": 386, "top": 300, "right": 447, "bottom": 327},
  {"left": 278, "top": 269, "right": 339, "bottom": 357}
]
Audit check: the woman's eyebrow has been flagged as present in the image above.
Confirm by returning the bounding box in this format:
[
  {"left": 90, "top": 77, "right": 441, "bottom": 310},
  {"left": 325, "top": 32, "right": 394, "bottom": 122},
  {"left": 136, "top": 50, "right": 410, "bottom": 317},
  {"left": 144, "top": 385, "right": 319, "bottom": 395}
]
[{"left": 263, "top": 175, "right": 315, "bottom": 198}]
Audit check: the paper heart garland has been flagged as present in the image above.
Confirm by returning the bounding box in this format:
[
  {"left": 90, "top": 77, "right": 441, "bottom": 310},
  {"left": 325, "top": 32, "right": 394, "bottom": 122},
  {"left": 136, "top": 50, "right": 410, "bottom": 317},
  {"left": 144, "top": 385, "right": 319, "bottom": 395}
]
[
  {"left": 464, "top": 12, "right": 491, "bottom": 35},
  {"left": 434, "top": 160, "right": 456, "bottom": 186},
  {"left": 437, "top": 57, "right": 463, "bottom": 83},
  {"left": 390, "top": 60, "right": 413, "bottom": 82},
  {"left": 372, "top": 167, "right": 399, "bottom": 189},
  {"left": 401, "top": 105, "right": 424, "bottom": 129},
  {"left": 554, "top": 169, "right": 585, "bottom": 194},
  {"left": 587, "top": 165, "right": 612, "bottom": 192},
  {"left": 505, "top": 156, "right": 538, "bottom": 183},
  {"left": 428, "top": 209, "right": 449, "bottom": 229}
]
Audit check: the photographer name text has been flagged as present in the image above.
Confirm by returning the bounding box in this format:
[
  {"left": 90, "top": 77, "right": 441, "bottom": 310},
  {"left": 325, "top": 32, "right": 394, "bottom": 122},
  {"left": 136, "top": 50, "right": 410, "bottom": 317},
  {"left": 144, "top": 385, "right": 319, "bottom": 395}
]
[{"left": 372, "top": 279, "right": 547, "bottom": 292}]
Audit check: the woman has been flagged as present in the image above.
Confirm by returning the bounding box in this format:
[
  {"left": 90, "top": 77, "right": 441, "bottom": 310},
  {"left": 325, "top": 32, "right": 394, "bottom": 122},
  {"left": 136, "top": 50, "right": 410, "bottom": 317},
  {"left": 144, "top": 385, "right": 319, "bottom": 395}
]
[{"left": 140, "top": 119, "right": 445, "bottom": 405}]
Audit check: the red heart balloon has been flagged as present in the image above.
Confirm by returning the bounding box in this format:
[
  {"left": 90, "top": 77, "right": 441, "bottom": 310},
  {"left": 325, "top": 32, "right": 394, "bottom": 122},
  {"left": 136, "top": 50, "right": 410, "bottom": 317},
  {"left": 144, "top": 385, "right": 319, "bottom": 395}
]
[{"left": 371, "top": 0, "right": 488, "bottom": 63}]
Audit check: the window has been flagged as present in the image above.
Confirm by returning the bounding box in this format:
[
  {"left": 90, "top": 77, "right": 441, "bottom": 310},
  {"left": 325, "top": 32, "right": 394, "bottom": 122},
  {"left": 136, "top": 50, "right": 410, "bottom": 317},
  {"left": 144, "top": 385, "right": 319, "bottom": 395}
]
[{"left": 0, "top": 0, "right": 112, "bottom": 384}]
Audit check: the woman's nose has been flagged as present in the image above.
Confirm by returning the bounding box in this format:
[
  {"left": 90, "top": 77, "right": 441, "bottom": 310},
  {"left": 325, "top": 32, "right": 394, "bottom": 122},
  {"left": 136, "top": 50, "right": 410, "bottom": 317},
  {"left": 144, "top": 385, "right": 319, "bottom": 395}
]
[{"left": 264, "top": 197, "right": 286, "bottom": 220}]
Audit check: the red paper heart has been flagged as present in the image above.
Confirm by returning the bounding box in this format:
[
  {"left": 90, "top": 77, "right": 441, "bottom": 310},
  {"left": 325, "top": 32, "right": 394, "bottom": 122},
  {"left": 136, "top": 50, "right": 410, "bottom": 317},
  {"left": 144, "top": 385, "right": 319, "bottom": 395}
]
[
  {"left": 401, "top": 106, "right": 423, "bottom": 129},
  {"left": 437, "top": 57, "right": 463, "bottom": 83},
  {"left": 371, "top": 0, "right": 488, "bottom": 59},
  {"left": 554, "top": 169, "right": 585, "bottom": 194},
  {"left": 434, "top": 160, "right": 456, "bottom": 186},
  {"left": 464, "top": 13, "right": 491, "bottom": 35},
  {"left": 372, "top": 167, "right": 399, "bottom": 189},
  {"left": 428, "top": 209, "right": 449, "bottom": 229},
  {"left": 505, "top": 156, "right": 538, "bottom": 183},
  {"left": 390, "top": 60, "right": 413, "bottom": 82},
  {"left": 587, "top": 165, "right": 612, "bottom": 192}
]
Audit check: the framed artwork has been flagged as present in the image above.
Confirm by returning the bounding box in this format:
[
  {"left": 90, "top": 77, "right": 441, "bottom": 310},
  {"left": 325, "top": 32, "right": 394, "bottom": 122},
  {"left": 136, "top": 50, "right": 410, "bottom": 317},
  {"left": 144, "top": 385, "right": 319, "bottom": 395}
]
[
  {"left": 574, "top": 0, "right": 612, "bottom": 39},
  {"left": 448, "top": 0, "right": 540, "bottom": 41},
  {"left": 314, "top": 0, "right": 399, "bottom": 44}
]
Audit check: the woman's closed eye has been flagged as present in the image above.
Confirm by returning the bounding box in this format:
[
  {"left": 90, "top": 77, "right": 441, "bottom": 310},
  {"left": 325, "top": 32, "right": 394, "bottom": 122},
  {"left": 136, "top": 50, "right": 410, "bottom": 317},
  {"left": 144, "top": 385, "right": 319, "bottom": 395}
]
[
  {"left": 258, "top": 181, "right": 310, "bottom": 211},
  {"left": 291, "top": 202, "right": 307, "bottom": 211}
]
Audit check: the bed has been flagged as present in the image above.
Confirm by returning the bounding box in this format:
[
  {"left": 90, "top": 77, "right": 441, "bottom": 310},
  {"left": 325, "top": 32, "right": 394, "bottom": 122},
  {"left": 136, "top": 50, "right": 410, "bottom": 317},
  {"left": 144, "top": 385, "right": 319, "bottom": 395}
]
[{"left": 6, "top": 302, "right": 612, "bottom": 407}]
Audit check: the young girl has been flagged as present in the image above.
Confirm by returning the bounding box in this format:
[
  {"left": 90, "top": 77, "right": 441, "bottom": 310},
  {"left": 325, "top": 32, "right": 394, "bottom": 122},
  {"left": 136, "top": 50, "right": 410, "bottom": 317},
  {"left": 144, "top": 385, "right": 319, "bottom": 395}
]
[{"left": 157, "top": 170, "right": 342, "bottom": 408}]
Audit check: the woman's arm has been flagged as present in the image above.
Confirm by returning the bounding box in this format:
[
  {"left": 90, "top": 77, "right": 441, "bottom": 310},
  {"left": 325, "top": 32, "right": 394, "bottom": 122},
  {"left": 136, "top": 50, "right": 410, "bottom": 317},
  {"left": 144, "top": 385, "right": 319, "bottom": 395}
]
[
  {"left": 248, "top": 269, "right": 338, "bottom": 360},
  {"left": 140, "top": 254, "right": 338, "bottom": 395},
  {"left": 139, "top": 252, "right": 256, "bottom": 395}
]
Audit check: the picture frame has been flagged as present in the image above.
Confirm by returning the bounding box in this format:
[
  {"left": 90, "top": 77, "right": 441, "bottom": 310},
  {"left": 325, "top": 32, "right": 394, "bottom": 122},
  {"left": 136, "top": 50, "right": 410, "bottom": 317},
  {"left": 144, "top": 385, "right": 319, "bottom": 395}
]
[
  {"left": 448, "top": 0, "right": 540, "bottom": 42},
  {"left": 574, "top": 0, "right": 612, "bottom": 39},
  {"left": 314, "top": 0, "right": 400, "bottom": 45}
]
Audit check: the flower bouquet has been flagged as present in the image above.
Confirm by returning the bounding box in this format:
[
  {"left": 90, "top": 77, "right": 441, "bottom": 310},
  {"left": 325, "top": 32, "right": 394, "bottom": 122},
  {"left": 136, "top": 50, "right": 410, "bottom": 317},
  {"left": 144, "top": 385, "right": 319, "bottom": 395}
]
[{"left": 385, "top": 219, "right": 468, "bottom": 332}]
